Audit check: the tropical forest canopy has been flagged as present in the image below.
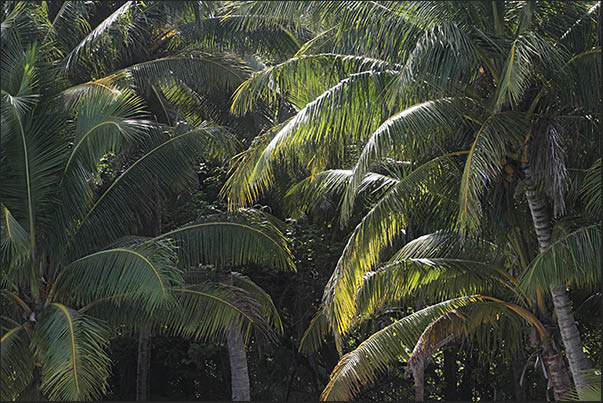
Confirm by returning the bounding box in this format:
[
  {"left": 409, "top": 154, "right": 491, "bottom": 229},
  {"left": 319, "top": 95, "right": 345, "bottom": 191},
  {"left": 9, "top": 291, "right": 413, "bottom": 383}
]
[{"left": 1, "top": 1, "right": 600, "bottom": 401}]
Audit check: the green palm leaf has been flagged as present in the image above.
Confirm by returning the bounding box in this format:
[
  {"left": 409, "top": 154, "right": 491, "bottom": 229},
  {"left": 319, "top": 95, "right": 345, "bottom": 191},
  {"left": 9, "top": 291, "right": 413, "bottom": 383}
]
[
  {"left": 53, "top": 241, "right": 181, "bottom": 309},
  {"left": 518, "top": 225, "right": 601, "bottom": 294},
  {"left": 31, "top": 303, "right": 111, "bottom": 401},
  {"left": 232, "top": 272, "right": 283, "bottom": 335},
  {"left": 1, "top": 325, "right": 34, "bottom": 401},
  {"left": 148, "top": 209, "right": 295, "bottom": 271}
]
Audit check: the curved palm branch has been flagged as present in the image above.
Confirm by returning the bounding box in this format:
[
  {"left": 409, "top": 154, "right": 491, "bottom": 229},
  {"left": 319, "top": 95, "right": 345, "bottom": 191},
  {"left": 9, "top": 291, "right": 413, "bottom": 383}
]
[
  {"left": 519, "top": 225, "right": 601, "bottom": 294},
  {"left": 31, "top": 303, "right": 111, "bottom": 401},
  {"left": 1, "top": 325, "right": 34, "bottom": 401},
  {"left": 147, "top": 208, "right": 295, "bottom": 271},
  {"left": 232, "top": 272, "right": 283, "bottom": 335},
  {"left": 321, "top": 296, "right": 544, "bottom": 401}
]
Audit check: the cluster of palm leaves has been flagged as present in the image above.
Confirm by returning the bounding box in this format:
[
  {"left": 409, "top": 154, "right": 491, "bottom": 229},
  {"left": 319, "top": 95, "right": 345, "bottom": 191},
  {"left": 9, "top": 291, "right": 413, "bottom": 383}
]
[
  {"left": 222, "top": 1, "right": 600, "bottom": 401},
  {"left": 1, "top": 1, "right": 303, "bottom": 400}
]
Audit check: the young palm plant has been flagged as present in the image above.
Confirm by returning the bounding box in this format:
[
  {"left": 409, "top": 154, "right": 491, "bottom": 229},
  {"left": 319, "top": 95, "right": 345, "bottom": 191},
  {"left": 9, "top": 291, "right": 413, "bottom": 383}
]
[{"left": 223, "top": 0, "right": 600, "bottom": 398}]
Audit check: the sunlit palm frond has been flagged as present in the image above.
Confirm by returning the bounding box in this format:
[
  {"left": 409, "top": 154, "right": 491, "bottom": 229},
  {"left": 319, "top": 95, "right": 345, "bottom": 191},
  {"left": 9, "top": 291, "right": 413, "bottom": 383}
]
[
  {"left": 320, "top": 296, "right": 484, "bottom": 401},
  {"left": 231, "top": 53, "right": 395, "bottom": 115},
  {"left": 342, "top": 97, "right": 468, "bottom": 222},
  {"left": 31, "top": 303, "right": 111, "bottom": 401}
]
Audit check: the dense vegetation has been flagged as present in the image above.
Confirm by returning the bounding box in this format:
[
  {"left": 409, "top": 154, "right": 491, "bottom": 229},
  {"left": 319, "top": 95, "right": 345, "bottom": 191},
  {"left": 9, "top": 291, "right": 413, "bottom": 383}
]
[{"left": 1, "top": 1, "right": 600, "bottom": 401}]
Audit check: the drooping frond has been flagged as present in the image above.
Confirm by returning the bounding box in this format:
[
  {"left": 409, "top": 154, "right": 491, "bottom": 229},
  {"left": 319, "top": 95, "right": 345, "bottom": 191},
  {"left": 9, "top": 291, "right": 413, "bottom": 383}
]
[
  {"left": 342, "top": 97, "right": 469, "bottom": 222},
  {"left": 493, "top": 32, "right": 565, "bottom": 108},
  {"left": 167, "top": 282, "right": 274, "bottom": 344},
  {"left": 60, "top": 1, "right": 136, "bottom": 73},
  {"left": 53, "top": 240, "right": 181, "bottom": 310},
  {"left": 320, "top": 296, "right": 485, "bottom": 401},
  {"left": 68, "top": 122, "right": 238, "bottom": 257},
  {"left": 356, "top": 258, "right": 517, "bottom": 320},
  {"left": 298, "top": 308, "right": 330, "bottom": 354},
  {"left": 31, "top": 303, "right": 111, "bottom": 401},
  {"left": 232, "top": 272, "right": 283, "bottom": 334},
  {"left": 149, "top": 209, "right": 295, "bottom": 271},
  {"left": 231, "top": 53, "right": 395, "bottom": 114},
  {"left": 1, "top": 325, "right": 33, "bottom": 401},
  {"left": 325, "top": 154, "right": 464, "bottom": 334},
  {"left": 284, "top": 169, "right": 353, "bottom": 217},
  {"left": 321, "top": 296, "right": 544, "bottom": 401},
  {"left": 582, "top": 159, "right": 600, "bottom": 219},
  {"left": 0, "top": 204, "right": 29, "bottom": 270},
  {"left": 458, "top": 111, "right": 527, "bottom": 232},
  {"left": 519, "top": 225, "right": 601, "bottom": 294}
]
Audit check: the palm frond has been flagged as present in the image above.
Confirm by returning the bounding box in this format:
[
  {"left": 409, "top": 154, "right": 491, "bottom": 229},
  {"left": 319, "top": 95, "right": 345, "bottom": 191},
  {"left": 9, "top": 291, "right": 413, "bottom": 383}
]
[
  {"left": 148, "top": 208, "right": 295, "bottom": 271},
  {"left": 519, "top": 225, "right": 601, "bottom": 294},
  {"left": 582, "top": 159, "right": 600, "bottom": 218},
  {"left": 1, "top": 325, "right": 33, "bottom": 401},
  {"left": 321, "top": 296, "right": 544, "bottom": 401},
  {"left": 60, "top": 1, "right": 135, "bottom": 73},
  {"left": 0, "top": 204, "right": 29, "bottom": 270},
  {"left": 231, "top": 53, "right": 395, "bottom": 115},
  {"left": 320, "top": 296, "right": 484, "bottom": 401},
  {"left": 458, "top": 111, "right": 527, "bottom": 232},
  {"left": 324, "top": 154, "right": 463, "bottom": 334},
  {"left": 68, "top": 122, "right": 237, "bottom": 257},
  {"left": 53, "top": 240, "right": 182, "bottom": 310},
  {"left": 168, "top": 282, "right": 275, "bottom": 344},
  {"left": 298, "top": 308, "right": 330, "bottom": 354},
  {"left": 31, "top": 303, "right": 111, "bottom": 401},
  {"left": 232, "top": 272, "right": 283, "bottom": 335},
  {"left": 342, "top": 97, "right": 468, "bottom": 222}
]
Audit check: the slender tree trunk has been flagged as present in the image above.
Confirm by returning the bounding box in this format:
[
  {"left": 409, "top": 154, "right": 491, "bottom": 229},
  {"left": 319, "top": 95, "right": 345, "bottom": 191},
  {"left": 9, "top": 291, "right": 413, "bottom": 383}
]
[
  {"left": 136, "top": 326, "right": 152, "bottom": 401},
  {"left": 412, "top": 359, "right": 425, "bottom": 401},
  {"left": 512, "top": 350, "right": 527, "bottom": 401},
  {"left": 219, "top": 267, "right": 251, "bottom": 401},
  {"left": 227, "top": 325, "right": 251, "bottom": 400},
  {"left": 541, "top": 335, "right": 572, "bottom": 400},
  {"left": 522, "top": 161, "right": 590, "bottom": 396}
]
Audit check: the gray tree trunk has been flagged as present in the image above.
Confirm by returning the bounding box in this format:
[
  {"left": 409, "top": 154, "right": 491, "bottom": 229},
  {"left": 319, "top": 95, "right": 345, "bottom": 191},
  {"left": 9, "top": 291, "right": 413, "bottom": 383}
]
[
  {"left": 136, "top": 326, "right": 151, "bottom": 401},
  {"left": 522, "top": 161, "right": 590, "bottom": 397},
  {"left": 227, "top": 326, "right": 251, "bottom": 401},
  {"left": 219, "top": 267, "right": 251, "bottom": 401},
  {"left": 412, "top": 359, "right": 425, "bottom": 401}
]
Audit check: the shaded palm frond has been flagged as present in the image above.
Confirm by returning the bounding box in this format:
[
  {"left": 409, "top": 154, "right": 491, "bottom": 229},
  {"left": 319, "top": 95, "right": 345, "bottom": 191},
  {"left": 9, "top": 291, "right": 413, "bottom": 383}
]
[
  {"left": 582, "top": 158, "right": 600, "bottom": 219},
  {"left": 168, "top": 282, "right": 275, "bottom": 344},
  {"left": 458, "top": 111, "right": 527, "bottom": 232},
  {"left": 298, "top": 308, "right": 330, "bottom": 354},
  {"left": 149, "top": 208, "right": 295, "bottom": 271},
  {"left": 519, "top": 225, "right": 601, "bottom": 294},
  {"left": 31, "top": 303, "right": 111, "bottom": 401},
  {"left": 232, "top": 272, "right": 283, "bottom": 334},
  {"left": 69, "top": 122, "right": 237, "bottom": 257},
  {"left": 1, "top": 325, "right": 33, "bottom": 401},
  {"left": 54, "top": 240, "right": 181, "bottom": 310}
]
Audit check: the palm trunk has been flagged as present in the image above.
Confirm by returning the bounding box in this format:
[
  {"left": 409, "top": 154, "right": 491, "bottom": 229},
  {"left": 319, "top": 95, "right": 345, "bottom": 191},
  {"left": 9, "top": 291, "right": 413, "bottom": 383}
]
[
  {"left": 227, "top": 324, "right": 251, "bottom": 400},
  {"left": 412, "top": 358, "right": 425, "bottom": 401},
  {"left": 219, "top": 268, "right": 251, "bottom": 401},
  {"left": 522, "top": 161, "right": 590, "bottom": 396},
  {"left": 136, "top": 326, "right": 152, "bottom": 401}
]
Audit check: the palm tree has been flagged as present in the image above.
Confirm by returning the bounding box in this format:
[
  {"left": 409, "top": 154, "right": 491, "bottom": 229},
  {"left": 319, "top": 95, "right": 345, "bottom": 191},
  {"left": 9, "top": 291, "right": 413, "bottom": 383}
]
[
  {"left": 222, "top": 0, "right": 600, "bottom": 398},
  {"left": 1, "top": 3, "right": 296, "bottom": 400}
]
